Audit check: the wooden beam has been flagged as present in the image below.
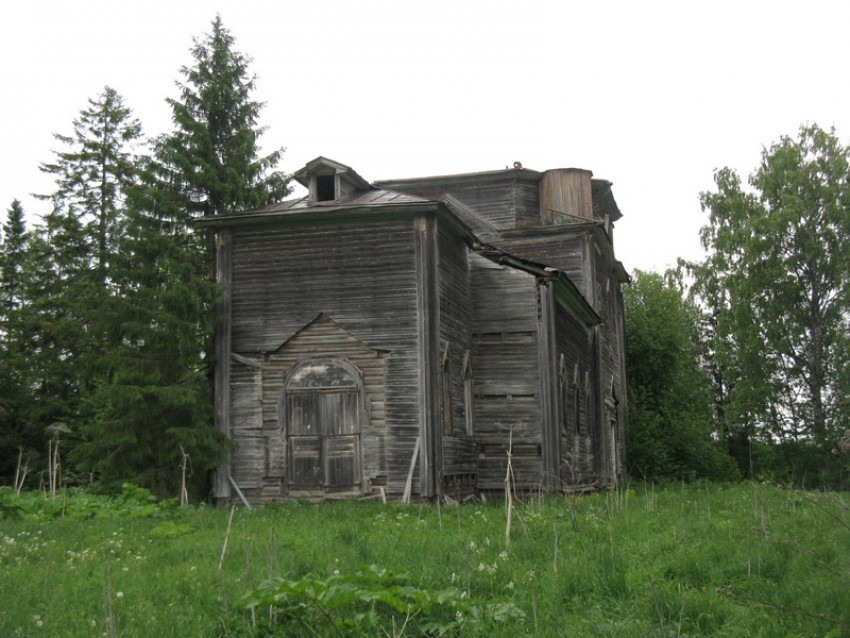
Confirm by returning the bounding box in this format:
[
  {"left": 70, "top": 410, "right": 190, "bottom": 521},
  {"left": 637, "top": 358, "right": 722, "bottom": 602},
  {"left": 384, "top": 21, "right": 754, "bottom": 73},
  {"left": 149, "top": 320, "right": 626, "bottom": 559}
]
[
  {"left": 402, "top": 437, "right": 421, "bottom": 504},
  {"left": 414, "top": 214, "right": 441, "bottom": 498},
  {"left": 213, "top": 229, "right": 233, "bottom": 500},
  {"left": 537, "top": 280, "right": 560, "bottom": 489}
]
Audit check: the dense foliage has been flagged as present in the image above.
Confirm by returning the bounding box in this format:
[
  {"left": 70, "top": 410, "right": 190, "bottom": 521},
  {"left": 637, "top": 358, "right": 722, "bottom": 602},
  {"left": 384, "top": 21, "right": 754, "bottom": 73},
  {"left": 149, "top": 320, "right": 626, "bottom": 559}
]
[
  {"left": 624, "top": 270, "right": 737, "bottom": 481},
  {"left": 0, "top": 16, "right": 288, "bottom": 497},
  {"left": 688, "top": 124, "right": 850, "bottom": 487}
]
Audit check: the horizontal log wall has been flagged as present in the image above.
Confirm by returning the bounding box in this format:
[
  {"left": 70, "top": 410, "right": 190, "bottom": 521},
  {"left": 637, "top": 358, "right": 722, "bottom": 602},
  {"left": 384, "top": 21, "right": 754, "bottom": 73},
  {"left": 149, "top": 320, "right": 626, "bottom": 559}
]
[
  {"left": 437, "top": 220, "right": 476, "bottom": 484},
  {"left": 499, "top": 233, "right": 591, "bottom": 299},
  {"left": 379, "top": 176, "right": 530, "bottom": 230},
  {"left": 470, "top": 253, "right": 543, "bottom": 490},
  {"left": 227, "top": 216, "right": 422, "bottom": 500},
  {"left": 592, "top": 247, "right": 628, "bottom": 484},
  {"left": 554, "top": 304, "right": 597, "bottom": 485}
]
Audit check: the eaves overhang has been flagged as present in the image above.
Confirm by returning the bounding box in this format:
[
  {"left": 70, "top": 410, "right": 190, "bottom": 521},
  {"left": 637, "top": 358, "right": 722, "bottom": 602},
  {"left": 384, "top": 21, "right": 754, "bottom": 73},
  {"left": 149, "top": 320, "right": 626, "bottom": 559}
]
[
  {"left": 473, "top": 243, "right": 601, "bottom": 326},
  {"left": 195, "top": 200, "right": 442, "bottom": 229}
]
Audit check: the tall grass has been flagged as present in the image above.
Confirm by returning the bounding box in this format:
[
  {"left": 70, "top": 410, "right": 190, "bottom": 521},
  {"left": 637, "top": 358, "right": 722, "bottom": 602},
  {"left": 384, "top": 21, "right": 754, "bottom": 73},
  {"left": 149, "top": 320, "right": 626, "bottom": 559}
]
[{"left": 0, "top": 482, "right": 848, "bottom": 636}]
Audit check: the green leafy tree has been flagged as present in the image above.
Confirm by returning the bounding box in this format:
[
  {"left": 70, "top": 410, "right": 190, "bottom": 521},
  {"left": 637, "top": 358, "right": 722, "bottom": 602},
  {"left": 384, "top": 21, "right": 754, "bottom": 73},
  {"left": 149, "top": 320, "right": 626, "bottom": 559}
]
[
  {"left": 691, "top": 124, "right": 850, "bottom": 485},
  {"left": 624, "top": 270, "right": 737, "bottom": 481},
  {"left": 74, "top": 16, "right": 289, "bottom": 497}
]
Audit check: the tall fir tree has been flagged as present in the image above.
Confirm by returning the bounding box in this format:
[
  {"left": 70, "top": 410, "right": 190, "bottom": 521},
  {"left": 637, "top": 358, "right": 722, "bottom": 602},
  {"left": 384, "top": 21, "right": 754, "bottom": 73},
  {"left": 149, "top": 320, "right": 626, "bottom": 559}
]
[
  {"left": 1, "top": 199, "right": 28, "bottom": 317},
  {"left": 0, "top": 200, "right": 32, "bottom": 479},
  {"left": 12, "top": 88, "right": 145, "bottom": 482},
  {"left": 37, "top": 86, "right": 142, "bottom": 284},
  {"left": 162, "top": 14, "right": 290, "bottom": 218},
  {"left": 74, "top": 16, "right": 289, "bottom": 497}
]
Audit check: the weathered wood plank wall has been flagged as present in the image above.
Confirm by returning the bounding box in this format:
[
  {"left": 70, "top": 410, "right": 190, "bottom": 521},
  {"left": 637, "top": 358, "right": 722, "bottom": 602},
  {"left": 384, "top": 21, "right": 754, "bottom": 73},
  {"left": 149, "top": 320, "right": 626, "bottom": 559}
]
[
  {"left": 227, "top": 215, "right": 424, "bottom": 499},
  {"left": 377, "top": 173, "right": 539, "bottom": 231},
  {"left": 470, "top": 253, "right": 543, "bottom": 490},
  {"left": 553, "top": 302, "right": 598, "bottom": 485},
  {"left": 436, "top": 219, "right": 476, "bottom": 492}
]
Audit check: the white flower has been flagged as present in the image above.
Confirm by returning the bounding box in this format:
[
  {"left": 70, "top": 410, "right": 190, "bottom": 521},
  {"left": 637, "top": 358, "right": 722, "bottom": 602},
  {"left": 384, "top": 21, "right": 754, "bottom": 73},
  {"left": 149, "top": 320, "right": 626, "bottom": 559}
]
[{"left": 116, "top": 592, "right": 124, "bottom": 599}]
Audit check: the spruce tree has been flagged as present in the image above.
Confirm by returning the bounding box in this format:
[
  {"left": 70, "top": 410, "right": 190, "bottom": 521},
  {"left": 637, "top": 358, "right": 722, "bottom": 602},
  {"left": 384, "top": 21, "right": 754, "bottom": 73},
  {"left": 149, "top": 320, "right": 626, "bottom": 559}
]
[
  {"left": 0, "top": 200, "right": 28, "bottom": 317},
  {"left": 162, "top": 14, "right": 290, "bottom": 218},
  {"left": 75, "top": 16, "right": 289, "bottom": 497},
  {"left": 0, "top": 200, "right": 32, "bottom": 479},
  {"left": 11, "top": 89, "right": 145, "bottom": 482},
  {"left": 37, "top": 86, "right": 142, "bottom": 285}
]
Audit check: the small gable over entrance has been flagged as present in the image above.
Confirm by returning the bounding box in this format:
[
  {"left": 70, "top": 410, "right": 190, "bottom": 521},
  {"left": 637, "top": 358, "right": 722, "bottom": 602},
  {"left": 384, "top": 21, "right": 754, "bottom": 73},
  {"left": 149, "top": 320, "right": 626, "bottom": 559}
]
[{"left": 259, "top": 313, "right": 388, "bottom": 498}]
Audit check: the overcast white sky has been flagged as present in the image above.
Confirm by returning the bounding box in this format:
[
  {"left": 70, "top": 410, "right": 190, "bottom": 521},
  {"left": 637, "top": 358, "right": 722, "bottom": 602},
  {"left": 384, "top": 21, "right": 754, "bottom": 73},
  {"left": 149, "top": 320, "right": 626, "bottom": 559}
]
[{"left": 2, "top": 0, "right": 848, "bottom": 274}]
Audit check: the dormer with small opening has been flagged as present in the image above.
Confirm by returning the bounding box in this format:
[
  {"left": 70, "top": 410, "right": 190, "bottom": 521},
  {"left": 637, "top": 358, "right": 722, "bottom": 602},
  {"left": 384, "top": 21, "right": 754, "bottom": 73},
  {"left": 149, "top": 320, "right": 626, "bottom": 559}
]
[{"left": 294, "top": 156, "right": 376, "bottom": 205}]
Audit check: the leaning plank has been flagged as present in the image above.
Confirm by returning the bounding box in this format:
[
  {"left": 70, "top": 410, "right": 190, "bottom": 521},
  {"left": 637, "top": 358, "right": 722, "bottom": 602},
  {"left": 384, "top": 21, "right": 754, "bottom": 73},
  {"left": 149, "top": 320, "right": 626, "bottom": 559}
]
[
  {"left": 228, "top": 474, "right": 253, "bottom": 510},
  {"left": 402, "top": 436, "right": 421, "bottom": 504}
]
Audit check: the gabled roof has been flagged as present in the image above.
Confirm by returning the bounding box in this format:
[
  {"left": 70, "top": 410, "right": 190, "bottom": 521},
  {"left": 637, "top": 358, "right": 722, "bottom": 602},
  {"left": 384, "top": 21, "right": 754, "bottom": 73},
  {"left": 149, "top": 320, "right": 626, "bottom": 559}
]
[{"left": 293, "top": 156, "right": 374, "bottom": 192}]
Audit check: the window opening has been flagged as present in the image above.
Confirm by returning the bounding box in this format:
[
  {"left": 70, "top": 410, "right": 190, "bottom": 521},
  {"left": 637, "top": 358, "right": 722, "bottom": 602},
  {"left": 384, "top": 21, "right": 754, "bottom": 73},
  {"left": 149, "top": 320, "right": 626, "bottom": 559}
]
[
  {"left": 441, "top": 342, "right": 453, "bottom": 435},
  {"left": 315, "top": 174, "right": 336, "bottom": 202},
  {"left": 284, "top": 359, "right": 362, "bottom": 490},
  {"left": 462, "top": 350, "right": 473, "bottom": 435}
]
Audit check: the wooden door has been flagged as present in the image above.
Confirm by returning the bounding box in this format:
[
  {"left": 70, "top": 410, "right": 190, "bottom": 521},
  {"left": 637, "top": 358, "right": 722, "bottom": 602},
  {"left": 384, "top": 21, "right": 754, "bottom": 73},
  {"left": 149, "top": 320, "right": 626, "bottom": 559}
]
[{"left": 286, "top": 361, "right": 362, "bottom": 491}]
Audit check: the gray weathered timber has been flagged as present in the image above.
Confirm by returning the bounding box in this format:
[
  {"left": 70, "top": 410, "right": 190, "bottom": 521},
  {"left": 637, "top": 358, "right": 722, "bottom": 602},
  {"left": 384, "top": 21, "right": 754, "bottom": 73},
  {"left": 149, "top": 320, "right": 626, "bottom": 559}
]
[
  {"left": 200, "top": 157, "right": 630, "bottom": 504},
  {"left": 213, "top": 229, "right": 233, "bottom": 499}
]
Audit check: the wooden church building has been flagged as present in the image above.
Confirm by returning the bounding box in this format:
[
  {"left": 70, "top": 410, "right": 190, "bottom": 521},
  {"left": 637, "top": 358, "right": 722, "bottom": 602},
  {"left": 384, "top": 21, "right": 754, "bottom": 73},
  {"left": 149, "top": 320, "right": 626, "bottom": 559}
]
[{"left": 199, "top": 157, "right": 630, "bottom": 504}]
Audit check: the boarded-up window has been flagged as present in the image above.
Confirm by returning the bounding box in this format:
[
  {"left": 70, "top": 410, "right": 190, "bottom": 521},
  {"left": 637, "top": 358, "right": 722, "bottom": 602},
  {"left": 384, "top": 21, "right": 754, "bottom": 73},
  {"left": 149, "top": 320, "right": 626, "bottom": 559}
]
[{"left": 284, "top": 360, "right": 362, "bottom": 490}]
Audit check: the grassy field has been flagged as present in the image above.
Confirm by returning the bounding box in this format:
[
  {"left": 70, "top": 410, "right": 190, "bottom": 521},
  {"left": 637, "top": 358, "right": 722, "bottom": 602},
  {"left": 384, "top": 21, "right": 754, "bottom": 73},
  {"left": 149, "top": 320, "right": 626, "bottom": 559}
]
[{"left": 1, "top": 482, "right": 848, "bottom": 637}]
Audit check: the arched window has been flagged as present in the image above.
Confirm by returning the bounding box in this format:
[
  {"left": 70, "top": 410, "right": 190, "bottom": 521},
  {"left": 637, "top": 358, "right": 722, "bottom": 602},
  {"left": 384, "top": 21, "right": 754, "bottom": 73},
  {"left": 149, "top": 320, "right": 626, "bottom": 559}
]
[{"left": 282, "top": 359, "right": 363, "bottom": 491}]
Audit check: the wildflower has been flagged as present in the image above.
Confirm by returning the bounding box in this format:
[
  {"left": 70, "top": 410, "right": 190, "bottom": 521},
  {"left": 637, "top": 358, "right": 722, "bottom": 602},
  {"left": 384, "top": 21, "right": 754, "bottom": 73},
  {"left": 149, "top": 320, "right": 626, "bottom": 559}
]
[
  {"left": 478, "top": 562, "right": 486, "bottom": 572},
  {"left": 499, "top": 550, "right": 509, "bottom": 561},
  {"left": 116, "top": 592, "right": 124, "bottom": 599},
  {"left": 468, "top": 541, "right": 477, "bottom": 551},
  {"left": 505, "top": 581, "right": 515, "bottom": 591}
]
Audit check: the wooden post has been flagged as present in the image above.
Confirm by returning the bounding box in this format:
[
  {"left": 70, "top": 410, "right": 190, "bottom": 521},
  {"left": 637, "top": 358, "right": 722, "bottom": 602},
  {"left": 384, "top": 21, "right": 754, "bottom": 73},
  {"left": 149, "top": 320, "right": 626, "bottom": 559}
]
[
  {"left": 214, "top": 229, "right": 233, "bottom": 501},
  {"left": 402, "top": 437, "right": 421, "bottom": 504}
]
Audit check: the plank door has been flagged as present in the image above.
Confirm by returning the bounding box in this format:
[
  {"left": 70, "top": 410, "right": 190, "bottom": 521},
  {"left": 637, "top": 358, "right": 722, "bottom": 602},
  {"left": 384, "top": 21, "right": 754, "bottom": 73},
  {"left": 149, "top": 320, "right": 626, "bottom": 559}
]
[{"left": 286, "top": 361, "right": 362, "bottom": 491}]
